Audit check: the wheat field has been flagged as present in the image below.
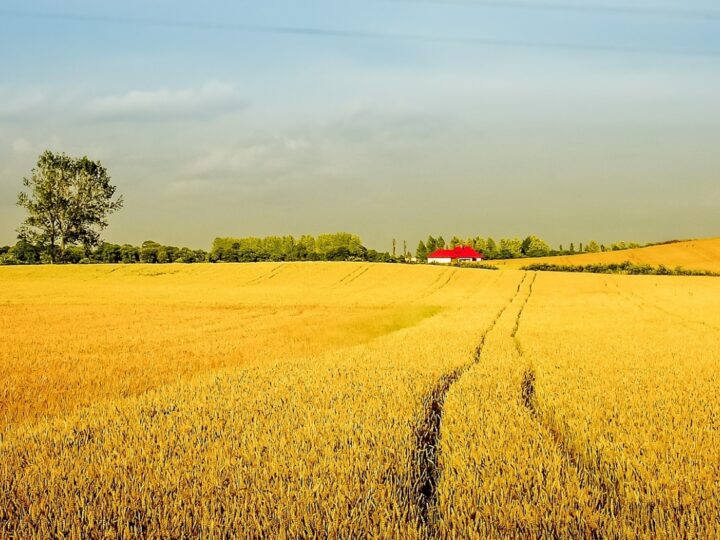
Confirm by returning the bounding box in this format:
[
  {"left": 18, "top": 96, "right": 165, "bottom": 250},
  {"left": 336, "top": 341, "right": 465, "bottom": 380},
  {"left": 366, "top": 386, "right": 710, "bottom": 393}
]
[
  {"left": 494, "top": 237, "right": 720, "bottom": 272},
  {"left": 1, "top": 261, "right": 719, "bottom": 538}
]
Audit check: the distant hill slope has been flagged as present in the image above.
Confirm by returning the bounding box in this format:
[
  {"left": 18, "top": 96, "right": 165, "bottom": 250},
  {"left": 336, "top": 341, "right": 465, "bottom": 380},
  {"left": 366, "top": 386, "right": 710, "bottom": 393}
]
[{"left": 495, "top": 237, "right": 720, "bottom": 272}]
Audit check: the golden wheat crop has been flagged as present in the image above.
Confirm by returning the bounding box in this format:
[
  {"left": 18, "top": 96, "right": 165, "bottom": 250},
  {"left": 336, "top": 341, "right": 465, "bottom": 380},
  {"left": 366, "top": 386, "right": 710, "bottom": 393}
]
[
  {"left": 437, "top": 271, "right": 720, "bottom": 539},
  {"left": 495, "top": 236, "right": 720, "bottom": 272},
  {"left": 1, "top": 261, "right": 718, "bottom": 538}
]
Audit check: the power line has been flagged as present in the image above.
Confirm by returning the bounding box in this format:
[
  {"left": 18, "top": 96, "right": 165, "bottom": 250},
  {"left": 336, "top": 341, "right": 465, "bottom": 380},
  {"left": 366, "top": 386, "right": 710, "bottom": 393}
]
[
  {"left": 388, "top": 0, "right": 720, "bottom": 21},
  {"left": 1, "top": 9, "right": 719, "bottom": 58}
]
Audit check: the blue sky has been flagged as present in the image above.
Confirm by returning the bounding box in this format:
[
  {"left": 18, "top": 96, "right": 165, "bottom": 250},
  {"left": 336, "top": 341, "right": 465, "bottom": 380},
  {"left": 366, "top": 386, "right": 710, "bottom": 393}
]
[{"left": 1, "top": 0, "right": 719, "bottom": 250}]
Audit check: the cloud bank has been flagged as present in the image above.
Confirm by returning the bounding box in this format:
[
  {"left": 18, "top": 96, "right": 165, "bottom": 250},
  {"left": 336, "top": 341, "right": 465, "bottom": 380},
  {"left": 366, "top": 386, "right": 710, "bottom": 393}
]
[{"left": 86, "top": 82, "right": 247, "bottom": 121}]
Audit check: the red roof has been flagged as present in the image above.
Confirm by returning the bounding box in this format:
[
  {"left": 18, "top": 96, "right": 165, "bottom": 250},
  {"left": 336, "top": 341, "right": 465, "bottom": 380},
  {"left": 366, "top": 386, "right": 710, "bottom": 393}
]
[{"left": 428, "top": 246, "right": 483, "bottom": 260}]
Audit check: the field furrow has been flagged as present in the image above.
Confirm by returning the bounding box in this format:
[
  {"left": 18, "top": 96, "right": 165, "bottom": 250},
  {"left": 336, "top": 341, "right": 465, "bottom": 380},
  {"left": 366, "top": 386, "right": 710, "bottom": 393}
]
[{"left": 410, "top": 272, "right": 528, "bottom": 534}]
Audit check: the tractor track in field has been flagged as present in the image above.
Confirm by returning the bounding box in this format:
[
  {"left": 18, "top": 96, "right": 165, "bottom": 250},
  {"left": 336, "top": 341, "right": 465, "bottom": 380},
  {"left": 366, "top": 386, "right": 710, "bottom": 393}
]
[
  {"left": 409, "top": 272, "right": 529, "bottom": 535},
  {"left": 420, "top": 268, "right": 453, "bottom": 295},
  {"left": 333, "top": 265, "right": 366, "bottom": 286},
  {"left": 413, "top": 268, "right": 459, "bottom": 303},
  {"left": 514, "top": 278, "right": 622, "bottom": 537},
  {"left": 339, "top": 265, "right": 370, "bottom": 286},
  {"left": 611, "top": 281, "right": 720, "bottom": 333},
  {"left": 344, "top": 266, "right": 370, "bottom": 285},
  {"left": 511, "top": 273, "right": 537, "bottom": 355},
  {"left": 245, "top": 263, "right": 287, "bottom": 285},
  {"left": 520, "top": 366, "right": 622, "bottom": 537}
]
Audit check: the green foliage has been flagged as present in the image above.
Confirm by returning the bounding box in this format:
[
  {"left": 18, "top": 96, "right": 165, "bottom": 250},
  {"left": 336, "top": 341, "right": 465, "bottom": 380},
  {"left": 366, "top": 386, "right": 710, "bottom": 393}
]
[
  {"left": 413, "top": 233, "right": 659, "bottom": 260},
  {"left": 485, "top": 238, "right": 497, "bottom": 259},
  {"left": 416, "top": 241, "right": 428, "bottom": 262},
  {"left": 521, "top": 236, "right": 550, "bottom": 257},
  {"left": 140, "top": 241, "right": 161, "bottom": 263},
  {"left": 317, "top": 233, "right": 364, "bottom": 260},
  {"left": 210, "top": 233, "right": 383, "bottom": 263},
  {"left": 120, "top": 245, "right": 140, "bottom": 264},
  {"left": 472, "top": 237, "right": 488, "bottom": 254},
  {"left": 8, "top": 240, "right": 42, "bottom": 264},
  {"left": 498, "top": 238, "right": 523, "bottom": 259},
  {"left": 458, "top": 262, "right": 500, "bottom": 270},
  {"left": 16, "top": 151, "right": 123, "bottom": 263},
  {"left": 426, "top": 236, "right": 437, "bottom": 254},
  {"left": 522, "top": 261, "right": 720, "bottom": 277},
  {"left": 0, "top": 240, "right": 206, "bottom": 265}
]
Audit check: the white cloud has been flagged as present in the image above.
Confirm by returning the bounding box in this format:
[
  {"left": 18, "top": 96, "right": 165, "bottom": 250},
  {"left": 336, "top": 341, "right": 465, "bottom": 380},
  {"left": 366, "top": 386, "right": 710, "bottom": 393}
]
[
  {"left": 165, "top": 137, "right": 329, "bottom": 198},
  {"left": 184, "top": 137, "right": 313, "bottom": 179},
  {"left": 86, "top": 82, "right": 246, "bottom": 120},
  {"left": 185, "top": 145, "right": 272, "bottom": 178}
]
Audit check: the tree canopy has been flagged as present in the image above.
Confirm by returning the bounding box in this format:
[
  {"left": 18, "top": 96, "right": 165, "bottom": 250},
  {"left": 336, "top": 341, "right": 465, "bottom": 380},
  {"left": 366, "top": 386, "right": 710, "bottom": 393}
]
[
  {"left": 17, "top": 151, "right": 123, "bottom": 263},
  {"left": 209, "top": 233, "right": 383, "bottom": 263}
]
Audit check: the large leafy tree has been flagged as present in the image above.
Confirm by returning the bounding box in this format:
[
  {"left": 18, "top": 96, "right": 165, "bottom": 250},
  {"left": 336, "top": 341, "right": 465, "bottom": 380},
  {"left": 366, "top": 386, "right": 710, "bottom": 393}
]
[
  {"left": 521, "top": 235, "right": 551, "bottom": 257},
  {"left": 499, "top": 237, "right": 523, "bottom": 259},
  {"left": 17, "top": 151, "right": 123, "bottom": 263}
]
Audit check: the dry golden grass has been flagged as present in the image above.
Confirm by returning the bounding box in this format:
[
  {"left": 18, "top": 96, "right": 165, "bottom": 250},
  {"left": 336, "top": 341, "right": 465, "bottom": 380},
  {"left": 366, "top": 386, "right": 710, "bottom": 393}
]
[
  {"left": 495, "top": 237, "right": 720, "bottom": 272},
  {"left": 1, "top": 262, "right": 719, "bottom": 538}
]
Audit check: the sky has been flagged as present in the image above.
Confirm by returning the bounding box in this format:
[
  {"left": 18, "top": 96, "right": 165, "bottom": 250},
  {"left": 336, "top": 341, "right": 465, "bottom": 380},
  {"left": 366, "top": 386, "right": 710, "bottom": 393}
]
[{"left": 1, "top": 0, "right": 719, "bottom": 251}]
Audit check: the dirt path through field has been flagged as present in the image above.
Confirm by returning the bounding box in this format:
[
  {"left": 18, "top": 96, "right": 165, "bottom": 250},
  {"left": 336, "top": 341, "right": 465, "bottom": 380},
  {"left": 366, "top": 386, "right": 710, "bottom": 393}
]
[{"left": 409, "top": 272, "right": 529, "bottom": 534}]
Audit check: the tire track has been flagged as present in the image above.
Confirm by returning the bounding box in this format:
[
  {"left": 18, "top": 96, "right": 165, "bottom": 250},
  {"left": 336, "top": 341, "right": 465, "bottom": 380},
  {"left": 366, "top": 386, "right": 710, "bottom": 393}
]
[
  {"left": 409, "top": 272, "right": 529, "bottom": 534},
  {"left": 245, "top": 263, "right": 287, "bottom": 285},
  {"left": 433, "top": 268, "right": 457, "bottom": 293},
  {"left": 513, "top": 276, "right": 622, "bottom": 535},
  {"left": 520, "top": 367, "right": 622, "bottom": 534},
  {"left": 405, "top": 268, "right": 453, "bottom": 305},
  {"left": 512, "top": 273, "right": 537, "bottom": 355},
  {"left": 343, "top": 266, "right": 370, "bottom": 286},
  {"left": 332, "top": 265, "right": 366, "bottom": 287},
  {"left": 612, "top": 280, "right": 719, "bottom": 332}
]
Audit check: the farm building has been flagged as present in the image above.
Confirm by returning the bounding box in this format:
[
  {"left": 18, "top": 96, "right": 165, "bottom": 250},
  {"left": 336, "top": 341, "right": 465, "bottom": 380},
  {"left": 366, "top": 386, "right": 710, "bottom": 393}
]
[{"left": 427, "top": 246, "right": 483, "bottom": 264}]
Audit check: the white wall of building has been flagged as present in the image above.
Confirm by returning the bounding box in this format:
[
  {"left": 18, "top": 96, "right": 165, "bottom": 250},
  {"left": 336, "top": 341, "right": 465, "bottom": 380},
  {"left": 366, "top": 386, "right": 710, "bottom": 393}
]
[{"left": 428, "top": 257, "right": 482, "bottom": 264}]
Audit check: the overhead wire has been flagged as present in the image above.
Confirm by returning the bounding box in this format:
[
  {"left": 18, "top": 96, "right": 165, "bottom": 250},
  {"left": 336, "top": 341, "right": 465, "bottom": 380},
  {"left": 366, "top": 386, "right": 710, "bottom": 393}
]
[
  {"left": 1, "top": 8, "right": 718, "bottom": 58},
  {"left": 386, "top": 0, "right": 720, "bottom": 21}
]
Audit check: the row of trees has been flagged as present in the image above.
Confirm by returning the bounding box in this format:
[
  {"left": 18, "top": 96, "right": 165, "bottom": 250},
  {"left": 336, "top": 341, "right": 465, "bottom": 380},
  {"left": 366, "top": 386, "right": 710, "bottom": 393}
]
[
  {"left": 416, "top": 235, "right": 553, "bottom": 261},
  {"left": 522, "top": 261, "right": 719, "bottom": 277},
  {"left": 416, "top": 235, "right": 649, "bottom": 261},
  {"left": 0, "top": 234, "right": 403, "bottom": 265},
  {"left": 210, "top": 233, "right": 398, "bottom": 263},
  {"left": 0, "top": 234, "right": 660, "bottom": 266},
  {"left": 0, "top": 240, "right": 209, "bottom": 265}
]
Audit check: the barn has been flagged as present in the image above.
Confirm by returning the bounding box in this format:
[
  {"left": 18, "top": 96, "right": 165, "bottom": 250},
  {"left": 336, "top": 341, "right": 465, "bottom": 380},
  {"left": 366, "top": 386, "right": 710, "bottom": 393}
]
[{"left": 427, "top": 246, "right": 483, "bottom": 264}]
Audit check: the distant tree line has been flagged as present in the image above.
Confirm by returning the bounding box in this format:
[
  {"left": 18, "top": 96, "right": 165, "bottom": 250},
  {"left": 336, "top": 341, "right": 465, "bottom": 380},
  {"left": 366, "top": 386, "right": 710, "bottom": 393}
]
[
  {"left": 0, "top": 240, "right": 209, "bottom": 265},
  {"left": 522, "top": 261, "right": 719, "bottom": 277},
  {"left": 0, "top": 234, "right": 402, "bottom": 265},
  {"left": 415, "top": 235, "right": 680, "bottom": 261},
  {"left": 2, "top": 234, "right": 686, "bottom": 266},
  {"left": 210, "top": 233, "right": 398, "bottom": 263}
]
